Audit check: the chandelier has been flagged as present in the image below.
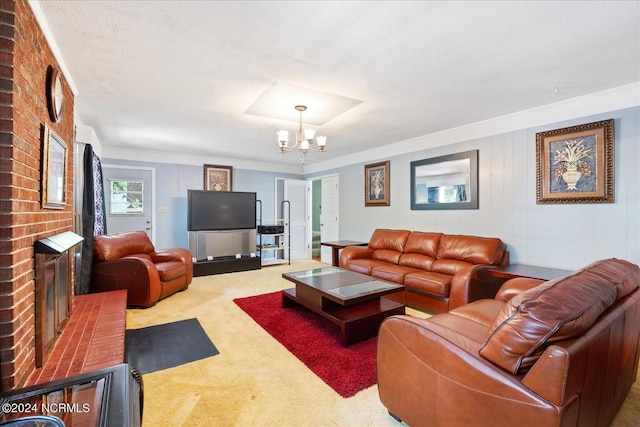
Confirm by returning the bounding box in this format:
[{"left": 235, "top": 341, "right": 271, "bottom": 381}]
[{"left": 277, "top": 105, "right": 327, "bottom": 155}]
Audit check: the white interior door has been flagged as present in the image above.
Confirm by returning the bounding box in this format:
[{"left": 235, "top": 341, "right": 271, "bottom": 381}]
[
  {"left": 283, "top": 179, "right": 310, "bottom": 260},
  {"left": 102, "top": 165, "right": 155, "bottom": 244},
  {"left": 320, "top": 175, "right": 339, "bottom": 264}
]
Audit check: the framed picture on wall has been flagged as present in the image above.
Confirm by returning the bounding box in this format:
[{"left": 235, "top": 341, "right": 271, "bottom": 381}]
[
  {"left": 42, "top": 125, "right": 67, "bottom": 209},
  {"left": 364, "top": 161, "right": 390, "bottom": 206},
  {"left": 536, "top": 119, "right": 614, "bottom": 204},
  {"left": 203, "top": 164, "right": 233, "bottom": 191}
]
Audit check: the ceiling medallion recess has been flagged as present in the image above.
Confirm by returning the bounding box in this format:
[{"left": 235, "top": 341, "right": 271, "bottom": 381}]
[{"left": 276, "top": 105, "right": 327, "bottom": 156}]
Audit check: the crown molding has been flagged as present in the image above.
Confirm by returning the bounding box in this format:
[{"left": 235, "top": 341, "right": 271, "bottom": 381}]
[
  {"left": 28, "top": 1, "right": 78, "bottom": 95},
  {"left": 303, "top": 82, "right": 640, "bottom": 175},
  {"left": 100, "top": 145, "right": 303, "bottom": 175}
]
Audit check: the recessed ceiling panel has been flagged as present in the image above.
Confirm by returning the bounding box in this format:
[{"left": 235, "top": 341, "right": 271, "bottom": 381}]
[{"left": 245, "top": 81, "right": 363, "bottom": 125}]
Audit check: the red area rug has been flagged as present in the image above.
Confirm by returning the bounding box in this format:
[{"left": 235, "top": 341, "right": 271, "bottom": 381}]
[{"left": 233, "top": 291, "right": 377, "bottom": 398}]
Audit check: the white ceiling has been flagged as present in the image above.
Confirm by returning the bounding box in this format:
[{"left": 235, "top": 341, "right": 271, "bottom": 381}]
[{"left": 33, "top": 1, "right": 640, "bottom": 169}]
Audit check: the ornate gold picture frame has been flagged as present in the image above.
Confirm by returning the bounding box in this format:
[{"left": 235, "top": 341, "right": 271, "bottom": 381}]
[
  {"left": 365, "top": 161, "right": 390, "bottom": 206},
  {"left": 203, "top": 164, "right": 233, "bottom": 191},
  {"left": 42, "top": 125, "right": 67, "bottom": 209},
  {"left": 536, "top": 119, "right": 614, "bottom": 204}
]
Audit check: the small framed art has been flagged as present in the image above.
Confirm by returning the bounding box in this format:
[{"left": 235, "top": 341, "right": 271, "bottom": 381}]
[
  {"left": 365, "top": 161, "right": 390, "bottom": 206},
  {"left": 203, "top": 164, "right": 233, "bottom": 191}
]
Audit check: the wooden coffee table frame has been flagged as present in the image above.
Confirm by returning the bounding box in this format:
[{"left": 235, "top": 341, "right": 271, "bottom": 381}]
[{"left": 282, "top": 268, "right": 405, "bottom": 346}]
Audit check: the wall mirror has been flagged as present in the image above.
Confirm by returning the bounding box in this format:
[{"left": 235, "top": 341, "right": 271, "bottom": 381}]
[{"left": 410, "top": 149, "right": 478, "bottom": 210}]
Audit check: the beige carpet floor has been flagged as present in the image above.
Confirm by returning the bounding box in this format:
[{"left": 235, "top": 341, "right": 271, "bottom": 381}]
[{"left": 126, "top": 260, "right": 640, "bottom": 427}]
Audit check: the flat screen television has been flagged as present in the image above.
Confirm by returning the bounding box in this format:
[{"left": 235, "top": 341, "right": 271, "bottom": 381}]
[{"left": 188, "top": 190, "right": 257, "bottom": 231}]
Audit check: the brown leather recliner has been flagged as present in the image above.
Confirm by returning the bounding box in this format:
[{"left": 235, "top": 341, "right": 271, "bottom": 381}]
[
  {"left": 377, "top": 258, "right": 640, "bottom": 427},
  {"left": 91, "top": 231, "right": 193, "bottom": 307}
]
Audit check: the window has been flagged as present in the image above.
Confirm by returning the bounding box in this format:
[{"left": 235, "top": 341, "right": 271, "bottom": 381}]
[{"left": 110, "top": 179, "right": 143, "bottom": 215}]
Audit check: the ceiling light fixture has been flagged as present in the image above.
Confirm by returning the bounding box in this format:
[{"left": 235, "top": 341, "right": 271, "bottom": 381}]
[{"left": 277, "top": 105, "right": 327, "bottom": 156}]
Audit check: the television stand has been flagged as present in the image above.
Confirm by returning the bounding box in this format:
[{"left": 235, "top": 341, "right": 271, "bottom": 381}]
[
  {"left": 189, "top": 229, "right": 260, "bottom": 276},
  {"left": 193, "top": 255, "right": 261, "bottom": 276}
]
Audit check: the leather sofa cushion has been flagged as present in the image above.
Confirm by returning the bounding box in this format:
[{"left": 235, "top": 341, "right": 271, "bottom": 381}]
[
  {"left": 369, "top": 229, "right": 411, "bottom": 252},
  {"left": 398, "top": 253, "right": 435, "bottom": 270},
  {"left": 94, "top": 231, "right": 155, "bottom": 261},
  {"left": 403, "top": 270, "right": 453, "bottom": 298},
  {"left": 155, "top": 261, "right": 187, "bottom": 282},
  {"left": 494, "top": 277, "right": 545, "bottom": 302},
  {"left": 403, "top": 232, "right": 442, "bottom": 257},
  {"left": 435, "top": 234, "right": 505, "bottom": 265},
  {"left": 480, "top": 258, "right": 640, "bottom": 374},
  {"left": 398, "top": 232, "right": 442, "bottom": 270},
  {"left": 586, "top": 258, "right": 640, "bottom": 301},
  {"left": 367, "top": 229, "right": 411, "bottom": 265},
  {"left": 449, "top": 299, "right": 505, "bottom": 329},
  {"left": 431, "top": 258, "right": 474, "bottom": 276},
  {"left": 371, "top": 264, "right": 420, "bottom": 284},
  {"left": 372, "top": 249, "right": 403, "bottom": 265},
  {"left": 347, "top": 259, "right": 388, "bottom": 275}
]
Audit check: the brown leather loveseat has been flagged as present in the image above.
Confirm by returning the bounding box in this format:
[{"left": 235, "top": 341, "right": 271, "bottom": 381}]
[
  {"left": 340, "top": 229, "right": 508, "bottom": 313},
  {"left": 377, "top": 258, "right": 640, "bottom": 427},
  {"left": 91, "top": 231, "right": 193, "bottom": 307}
]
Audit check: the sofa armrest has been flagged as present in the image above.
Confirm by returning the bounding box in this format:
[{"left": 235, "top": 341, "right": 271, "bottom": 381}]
[
  {"left": 91, "top": 257, "right": 162, "bottom": 307},
  {"left": 449, "top": 265, "right": 508, "bottom": 310},
  {"left": 521, "top": 343, "right": 585, "bottom": 406},
  {"left": 377, "top": 315, "right": 556, "bottom": 426},
  {"left": 339, "top": 245, "right": 374, "bottom": 268},
  {"left": 152, "top": 247, "right": 193, "bottom": 285},
  {"left": 494, "top": 277, "right": 545, "bottom": 301}
]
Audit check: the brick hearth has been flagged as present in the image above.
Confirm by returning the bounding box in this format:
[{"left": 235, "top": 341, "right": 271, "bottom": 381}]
[{"left": 26, "top": 290, "right": 126, "bottom": 386}]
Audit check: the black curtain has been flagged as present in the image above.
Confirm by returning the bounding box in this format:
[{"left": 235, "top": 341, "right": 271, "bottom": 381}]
[{"left": 77, "top": 144, "right": 107, "bottom": 295}]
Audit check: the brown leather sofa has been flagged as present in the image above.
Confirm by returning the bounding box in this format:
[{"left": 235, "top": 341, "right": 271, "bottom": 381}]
[
  {"left": 91, "top": 231, "right": 193, "bottom": 307},
  {"left": 339, "top": 229, "right": 508, "bottom": 313},
  {"left": 377, "top": 258, "right": 640, "bottom": 427}
]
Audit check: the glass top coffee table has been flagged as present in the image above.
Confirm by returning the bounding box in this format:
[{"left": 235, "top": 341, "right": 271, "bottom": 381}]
[{"left": 282, "top": 267, "right": 405, "bottom": 346}]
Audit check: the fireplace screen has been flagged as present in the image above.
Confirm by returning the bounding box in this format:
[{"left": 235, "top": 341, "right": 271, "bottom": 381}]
[
  {"left": 34, "top": 232, "right": 83, "bottom": 367},
  {"left": 37, "top": 253, "right": 69, "bottom": 365}
]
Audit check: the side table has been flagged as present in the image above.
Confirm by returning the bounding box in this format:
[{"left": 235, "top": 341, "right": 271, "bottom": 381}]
[
  {"left": 470, "top": 263, "right": 573, "bottom": 303},
  {"left": 487, "top": 264, "right": 572, "bottom": 281},
  {"left": 320, "top": 240, "right": 368, "bottom": 267}
]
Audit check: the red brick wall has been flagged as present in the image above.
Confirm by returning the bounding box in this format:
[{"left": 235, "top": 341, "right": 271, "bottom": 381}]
[{"left": 0, "top": 0, "right": 75, "bottom": 390}]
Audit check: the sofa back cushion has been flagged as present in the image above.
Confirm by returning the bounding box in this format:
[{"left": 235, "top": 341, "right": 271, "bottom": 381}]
[
  {"left": 431, "top": 235, "right": 506, "bottom": 275},
  {"left": 479, "top": 258, "right": 640, "bottom": 374},
  {"left": 369, "top": 229, "right": 411, "bottom": 265},
  {"left": 94, "top": 231, "right": 155, "bottom": 261},
  {"left": 398, "top": 232, "right": 442, "bottom": 270}
]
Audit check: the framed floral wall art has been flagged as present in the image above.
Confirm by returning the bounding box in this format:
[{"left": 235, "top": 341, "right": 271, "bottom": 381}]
[
  {"left": 536, "top": 119, "right": 614, "bottom": 204},
  {"left": 203, "top": 164, "right": 233, "bottom": 191},
  {"left": 365, "top": 161, "right": 390, "bottom": 206}
]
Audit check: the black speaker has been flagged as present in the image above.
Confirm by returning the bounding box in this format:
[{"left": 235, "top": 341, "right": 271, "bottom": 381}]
[{"left": 258, "top": 225, "right": 284, "bottom": 234}]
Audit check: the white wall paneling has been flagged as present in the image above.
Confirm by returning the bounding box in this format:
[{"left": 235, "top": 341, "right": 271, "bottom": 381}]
[{"left": 316, "top": 106, "right": 639, "bottom": 270}]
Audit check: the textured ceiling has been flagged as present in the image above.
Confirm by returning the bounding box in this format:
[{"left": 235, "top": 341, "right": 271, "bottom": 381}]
[{"left": 33, "top": 1, "right": 640, "bottom": 168}]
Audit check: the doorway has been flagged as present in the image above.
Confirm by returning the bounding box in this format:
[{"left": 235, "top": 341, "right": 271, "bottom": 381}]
[
  {"left": 310, "top": 174, "right": 339, "bottom": 264},
  {"left": 276, "top": 179, "right": 309, "bottom": 259},
  {"left": 102, "top": 165, "right": 156, "bottom": 244}
]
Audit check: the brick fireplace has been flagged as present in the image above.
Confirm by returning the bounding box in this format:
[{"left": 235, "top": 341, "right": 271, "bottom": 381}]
[{"left": 0, "top": 0, "right": 76, "bottom": 390}]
